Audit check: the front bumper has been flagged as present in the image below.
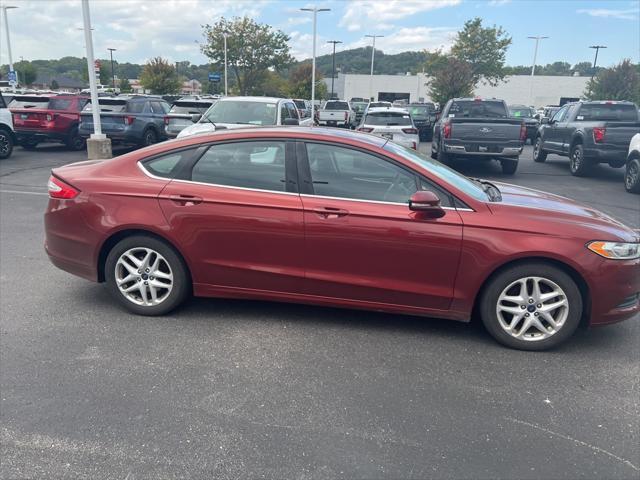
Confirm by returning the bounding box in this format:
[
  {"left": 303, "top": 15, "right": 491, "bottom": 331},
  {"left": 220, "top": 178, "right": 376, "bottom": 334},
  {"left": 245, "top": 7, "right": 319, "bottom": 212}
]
[{"left": 589, "top": 258, "right": 640, "bottom": 326}]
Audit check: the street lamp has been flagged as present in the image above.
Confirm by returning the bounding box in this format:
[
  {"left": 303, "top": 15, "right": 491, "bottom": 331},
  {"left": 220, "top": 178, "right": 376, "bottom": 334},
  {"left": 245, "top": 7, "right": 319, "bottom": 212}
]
[
  {"left": 223, "top": 32, "right": 228, "bottom": 96},
  {"left": 327, "top": 40, "right": 342, "bottom": 99},
  {"left": 301, "top": 7, "right": 330, "bottom": 112},
  {"left": 527, "top": 35, "right": 549, "bottom": 106},
  {"left": 365, "top": 34, "right": 383, "bottom": 101},
  {"left": 589, "top": 45, "right": 607, "bottom": 80},
  {"left": 107, "top": 48, "right": 117, "bottom": 90},
  {"left": 1, "top": 5, "right": 18, "bottom": 92}
]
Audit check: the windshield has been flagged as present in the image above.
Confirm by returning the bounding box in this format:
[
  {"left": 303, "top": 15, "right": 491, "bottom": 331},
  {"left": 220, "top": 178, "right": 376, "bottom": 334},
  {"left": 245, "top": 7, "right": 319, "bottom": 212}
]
[
  {"left": 365, "top": 111, "right": 412, "bottom": 126},
  {"left": 383, "top": 142, "right": 488, "bottom": 202},
  {"left": 577, "top": 103, "right": 638, "bottom": 121},
  {"left": 203, "top": 100, "right": 278, "bottom": 125},
  {"left": 352, "top": 102, "right": 368, "bottom": 113},
  {"left": 325, "top": 101, "right": 349, "bottom": 110},
  {"left": 369, "top": 102, "right": 391, "bottom": 108},
  {"left": 170, "top": 101, "right": 214, "bottom": 114},
  {"left": 448, "top": 100, "right": 508, "bottom": 118},
  {"left": 509, "top": 107, "right": 535, "bottom": 118}
]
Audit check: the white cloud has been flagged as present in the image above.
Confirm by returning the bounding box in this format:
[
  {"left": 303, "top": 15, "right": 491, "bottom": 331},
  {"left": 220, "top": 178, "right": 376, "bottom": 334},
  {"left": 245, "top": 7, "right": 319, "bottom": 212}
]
[
  {"left": 344, "top": 26, "right": 457, "bottom": 56},
  {"left": 339, "top": 0, "right": 460, "bottom": 31},
  {"left": 576, "top": 8, "right": 638, "bottom": 20},
  {"left": 488, "top": 0, "right": 511, "bottom": 5}
]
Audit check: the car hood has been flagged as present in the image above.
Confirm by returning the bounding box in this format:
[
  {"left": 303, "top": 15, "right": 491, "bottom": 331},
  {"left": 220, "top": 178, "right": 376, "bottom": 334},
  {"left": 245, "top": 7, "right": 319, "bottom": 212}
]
[
  {"left": 177, "top": 122, "right": 264, "bottom": 139},
  {"left": 490, "top": 182, "right": 638, "bottom": 242}
]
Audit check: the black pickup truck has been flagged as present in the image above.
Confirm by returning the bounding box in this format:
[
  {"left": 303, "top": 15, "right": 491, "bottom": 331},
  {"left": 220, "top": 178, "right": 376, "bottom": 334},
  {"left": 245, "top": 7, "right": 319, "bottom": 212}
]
[
  {"left": 431, "top": 98, "right": 526, "bottom": 174},
  {"left": 533, "top": 100, "right": 640, "bottom": 176}
]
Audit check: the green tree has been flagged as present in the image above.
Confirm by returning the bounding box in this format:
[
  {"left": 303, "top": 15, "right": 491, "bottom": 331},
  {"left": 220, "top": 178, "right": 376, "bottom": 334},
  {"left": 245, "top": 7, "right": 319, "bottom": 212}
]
[
  {"left": 287, "top": 63, "right": 328, "bottom": 99},
  {"left": 139, "top": 57, "right": 182, "bottom": 94},
  {"left": 15, "top": 61, "right": 37, "bottom": 86},
  {"left": 426, "top": 57, "right": 474, "bottom": 105},
  {"left": 50, "top": 79, "right": 59, "bottom": 90},
  {"left": 585, "top": 59, "right": 640, "bottom": 104},
  {"left": 257, "top": 71, "right": 289, "bottom": 97},
  {"left": 572, "top": 61, "right": 594, "bottom": 76},
  {"left": 449, "top": 17, "right": 512, "bottom": 86},
  {"left": 201, "top": 16, "right": 293, "bottom": 95},
  {"left": 119, "top": 77, "right": 132, "bottom": 93}
]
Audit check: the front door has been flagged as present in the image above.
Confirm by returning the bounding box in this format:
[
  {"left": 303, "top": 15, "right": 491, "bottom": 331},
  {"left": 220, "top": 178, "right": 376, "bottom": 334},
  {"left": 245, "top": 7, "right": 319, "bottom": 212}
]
[
  {"left": 543, "top": 105, "right": 569, "bottom": 152},
  {"left": 298, "top": 142, "right": 463, "bottom": 311},
  {"left": 158, "top": 139, "right": 306, "bottom": 294}
]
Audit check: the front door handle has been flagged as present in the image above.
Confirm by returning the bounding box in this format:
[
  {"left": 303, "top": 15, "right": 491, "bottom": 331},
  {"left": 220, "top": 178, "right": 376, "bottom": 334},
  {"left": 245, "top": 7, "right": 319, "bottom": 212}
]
[
  {"left": 169, "top": 194, "right": 203, "bottom": 206},
  {"left": 313, "top": 206, "right": 349, "bottom": 219}
]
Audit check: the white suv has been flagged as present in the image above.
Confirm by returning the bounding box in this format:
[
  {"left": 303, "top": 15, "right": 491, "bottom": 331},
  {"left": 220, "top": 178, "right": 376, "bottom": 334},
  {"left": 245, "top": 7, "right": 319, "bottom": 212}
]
[
  {"left": 0, "top": 92, "right": 15, "bottom": 159},
  {"left": 357, "top": 107, "right": 420, "bottom": 150}
]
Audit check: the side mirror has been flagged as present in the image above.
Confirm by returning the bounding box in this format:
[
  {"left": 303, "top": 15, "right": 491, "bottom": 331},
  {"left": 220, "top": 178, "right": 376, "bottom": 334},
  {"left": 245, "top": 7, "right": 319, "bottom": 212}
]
[
  {"left": 540, "top": 117, "right": 550, "bottom": 125},
  {"left": 191, "top": 113, "right": 202, "bottom": 123},
  {"left": 283, "top": 118, "right": 299, "bottom": 126},
  {"left": 409, "top": 191, "right": 445, "bottom": 218}
]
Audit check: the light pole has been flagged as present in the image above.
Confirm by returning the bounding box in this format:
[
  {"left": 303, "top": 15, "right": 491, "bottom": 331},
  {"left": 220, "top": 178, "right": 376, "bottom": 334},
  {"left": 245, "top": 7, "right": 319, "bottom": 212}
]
[
  {"left": 589, "top": 45, "right": 607, "bottom": 80},
  {"left": 301, "top": 7, "right": 330, "bottom": 111},
  {"left": 223, "top": 32, "right": 228, "bottom": 96},
  {"left": 365, "top": 34, "right": 383, "bottom": 101},
  {"left": 527, "top": 35, "right": 549, "bottom": 106},
  {"left": 327, "top": 40, "right": 342, "bottom": 99},
  {"left": 2, "top": 5, "right": 18, "bottom": 92},
  {"left": 107, "top": 48, "right": 116, "bottom": 90}
]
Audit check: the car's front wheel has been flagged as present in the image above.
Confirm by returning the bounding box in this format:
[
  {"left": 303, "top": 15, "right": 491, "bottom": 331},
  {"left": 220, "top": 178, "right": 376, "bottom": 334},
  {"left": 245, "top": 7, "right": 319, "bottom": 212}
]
[
  {"left": 0, "top": 128, "right": 14, "bottom": 159},
  {"left": 532, "top": 136, "right": 547, "bottom": 163},
  {"left": 480, "top": 263, "right": 582, "bottom": 350},
  {"left": 625, "top": 158, "right": 640, "bottom": 194},
  {"left": 105, "top": 235, "right": 190, "bottom": 315}
]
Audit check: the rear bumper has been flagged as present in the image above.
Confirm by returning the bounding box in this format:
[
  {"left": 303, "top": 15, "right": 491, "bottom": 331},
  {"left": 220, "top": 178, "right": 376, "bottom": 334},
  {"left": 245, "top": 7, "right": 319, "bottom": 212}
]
[
  {"left": 444, "top": 142, "right": 523, "bottom": 157},
  {"left": 318, "top": 120, "right": 350, "bottom": 127},
  {"left": 15, "top": 129, "right": 69, "bottom": 143},
  {"left": 583, "top": 146, "right": 627, "bottom": 164},
  {"left": 589, "top": 258, "right": 640, "bottom": 326},
  {"left": 79, "top": 126, "right": 141, "bottom": 144}
]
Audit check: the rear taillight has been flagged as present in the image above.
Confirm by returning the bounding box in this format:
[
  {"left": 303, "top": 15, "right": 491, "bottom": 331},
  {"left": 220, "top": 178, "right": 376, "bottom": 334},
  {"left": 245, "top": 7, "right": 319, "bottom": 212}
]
[
  {"left": 520, "top": 122, "right": 527, "bottom": 142},
  {"left": 593, "top": 127, "right": 606, "bottom": 143},
  {"left": 48, "top": 176, "right": 79, "bottom": 199},
  {"left": 164, "top": 116, "right": 170, "bottom": 126},
  {"left": 402, "top": 128, "right": 418, "bottom": 134},
  {"left": 357, "top": 127, "right": 373, "bottom": 133},
  {"left": 124, "top": 116, "right": 135, "bottom": 125},
  {"left": 443, "top": 122, "right": 452, "bottom": 139}
]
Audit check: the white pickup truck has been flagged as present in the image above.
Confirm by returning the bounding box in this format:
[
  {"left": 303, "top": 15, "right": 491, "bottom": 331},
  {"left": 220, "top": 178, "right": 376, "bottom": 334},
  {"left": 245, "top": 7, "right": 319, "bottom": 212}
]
[
  {"left": 318, "top": 100, "right": 355, "bottom": 128},
  {"left": 0, "top": 92, "right": 15, "bottom": 159}
]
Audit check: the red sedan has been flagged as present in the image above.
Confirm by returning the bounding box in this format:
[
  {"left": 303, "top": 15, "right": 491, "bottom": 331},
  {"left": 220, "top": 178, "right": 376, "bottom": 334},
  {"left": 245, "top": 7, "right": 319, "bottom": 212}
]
[{"left": 44, "top": 128, "right": 639, "bottom": 350}]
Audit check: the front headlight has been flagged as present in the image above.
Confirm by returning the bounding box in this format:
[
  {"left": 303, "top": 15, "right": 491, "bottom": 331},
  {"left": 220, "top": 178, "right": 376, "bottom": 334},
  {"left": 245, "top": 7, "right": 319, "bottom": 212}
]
[{"left": 587, "top": 241, "right": 640, "bottom": 260}]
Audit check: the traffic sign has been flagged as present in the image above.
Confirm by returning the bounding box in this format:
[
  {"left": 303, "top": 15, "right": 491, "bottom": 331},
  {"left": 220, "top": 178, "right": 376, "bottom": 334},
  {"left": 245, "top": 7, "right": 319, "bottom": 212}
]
[
  {"left": 7, "top": 70, "right": 17, "bottom": 84},
  {"left": 208, "top": 72, "right": 221, "bottom": 83}
]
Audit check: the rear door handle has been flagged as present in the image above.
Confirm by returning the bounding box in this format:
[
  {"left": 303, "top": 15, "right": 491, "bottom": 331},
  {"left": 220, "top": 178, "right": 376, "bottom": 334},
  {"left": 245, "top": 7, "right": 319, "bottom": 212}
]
[
  {"left": 168, "top": 194, "right": 203, "bottom": 206},
  {"left": 313, "top": 207, "right": 349, "bottom": 219}
]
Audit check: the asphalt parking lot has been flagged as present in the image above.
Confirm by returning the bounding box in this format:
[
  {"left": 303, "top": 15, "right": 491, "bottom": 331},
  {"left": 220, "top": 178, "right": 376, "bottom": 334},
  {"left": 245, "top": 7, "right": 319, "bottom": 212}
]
[{"left": 1, "top": 142, "right": 638, "bottom": 479}]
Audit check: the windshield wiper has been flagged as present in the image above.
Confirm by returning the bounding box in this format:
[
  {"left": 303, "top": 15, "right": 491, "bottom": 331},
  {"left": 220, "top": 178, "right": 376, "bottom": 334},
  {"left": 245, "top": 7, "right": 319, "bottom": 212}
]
[{"left": 472, "top": 178, "right": 502, "bottom": 202}]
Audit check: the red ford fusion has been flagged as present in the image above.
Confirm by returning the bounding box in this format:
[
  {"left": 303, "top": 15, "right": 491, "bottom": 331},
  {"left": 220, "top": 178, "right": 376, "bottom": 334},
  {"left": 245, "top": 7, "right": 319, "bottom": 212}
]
[{"left": 44, "top": 127, "right": 639, "bottom": 350}]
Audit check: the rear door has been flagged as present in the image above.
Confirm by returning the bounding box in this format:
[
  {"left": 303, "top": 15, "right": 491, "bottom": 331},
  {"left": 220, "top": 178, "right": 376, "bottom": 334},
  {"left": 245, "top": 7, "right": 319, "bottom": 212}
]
[{"left": 158, "top": 139, "right": 306, "bottom": 294}]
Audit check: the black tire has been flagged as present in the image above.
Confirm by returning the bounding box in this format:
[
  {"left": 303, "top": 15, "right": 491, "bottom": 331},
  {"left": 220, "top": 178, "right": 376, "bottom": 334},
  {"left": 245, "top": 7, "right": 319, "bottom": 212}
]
[
  {"left": 65, "top": 127, "right": 86, "bottom": 151},
  {"left": 21, "top": 137, "right": 38, "bottom": 150},
  {"left": 141, "top": 128, "right": 158, "bottom": 147},
  {"left": 500, "top": 158, "right": 518, "bottom": 175},
  {"left": 532, "top": 136, "right": 547, "bottom": 163},
  {"left": 569, "top": 143, "right": 592, "bottom": 177},
  {"left": 105, "top": 235, "right": 191, "bottom": 316},
  {"left": 480, "top": 263, "right": 583, "bottom": 351},
  {"left": 625, "top": 158, "right": 640, "bottom": 194},
  {"left": 0, "top": 128, "right": 14, "bottom": 159},
  {"left": 437, "top": 143, "right": 451, "bottom": 166}
]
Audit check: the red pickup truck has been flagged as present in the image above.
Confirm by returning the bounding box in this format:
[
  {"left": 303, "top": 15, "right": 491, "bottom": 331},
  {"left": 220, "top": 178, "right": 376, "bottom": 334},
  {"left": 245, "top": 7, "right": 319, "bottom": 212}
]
[{"left": 11, "top": 95, "right": 90, "bottom": 150}]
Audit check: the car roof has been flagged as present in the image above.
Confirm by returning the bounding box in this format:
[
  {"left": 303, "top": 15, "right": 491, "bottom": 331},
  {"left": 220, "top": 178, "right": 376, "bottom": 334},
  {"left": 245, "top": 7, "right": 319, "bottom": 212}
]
[
  {"left": 218, "top": 96, "right": 286, "bottom": 103},
  {"left": 366, "top": 107, "right": 409, "bottom": 114}
]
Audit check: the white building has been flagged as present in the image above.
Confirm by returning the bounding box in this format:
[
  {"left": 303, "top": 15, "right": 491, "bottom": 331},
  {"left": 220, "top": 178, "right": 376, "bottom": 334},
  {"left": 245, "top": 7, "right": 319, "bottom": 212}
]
[{"left": 323, "top": 73, "right": 589, "bottom": 108}]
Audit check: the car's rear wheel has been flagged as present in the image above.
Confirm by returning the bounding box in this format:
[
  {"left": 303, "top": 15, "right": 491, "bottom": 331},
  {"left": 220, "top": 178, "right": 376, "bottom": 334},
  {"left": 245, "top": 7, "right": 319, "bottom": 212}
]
[
  {"left": 532, "top": 136, "right": 547, "bottom": 163},
  {"left": 437, "top": 144, "right": 451, "bottom": 166},
  {"left": 66, "top": 127, "right": 86, "bottom": 151},
  {"left": 21, "top": 137, "right": 38, "bottom": 150},
  {"left": 105, "top": 235, "right": 190, "bottom": 316},
  {"left": 500, "top": 158, "right": 518, "bottom": 175},
  {"left": 625, "top": 158, "right": 640, "bottom": 194},
  {"left": 0, "top": 128, "right": 14, "bottom": 159},
  {"left": 569, "top": 143, "right": 592, "bottom": 176},
  {"left": 480, "top": 263, "right": 582, "bottom": 350},
  {"left": 142, "top": 128, "right": 157, "bottom": 147}
]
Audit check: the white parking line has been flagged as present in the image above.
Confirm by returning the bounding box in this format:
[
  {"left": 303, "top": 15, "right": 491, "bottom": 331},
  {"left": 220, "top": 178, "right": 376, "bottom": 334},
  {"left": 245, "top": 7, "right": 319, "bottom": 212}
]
[{"left": 0, "top": 189, "right": 49, "bottom": 197}]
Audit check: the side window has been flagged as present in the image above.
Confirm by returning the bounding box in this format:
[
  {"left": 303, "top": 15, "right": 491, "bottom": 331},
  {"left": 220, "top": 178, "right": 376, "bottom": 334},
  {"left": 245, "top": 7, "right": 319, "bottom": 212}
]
[
  {"left": 305, "top": 143, "right": 417, "bottom": 204},
  {"left": 418, "top": 178, "right": 453, "bottom": 208},
  {"left": 192, "top": 141, "right": 287, "bottom": 192},
  {"left": 141, "top": 149, "right": 196, "bottom": 178},
  {"left": 552, "top": 106, "right": 568, "bottom": 123},
  {"left": 564, "top": 104, "right": 578, "bottom": 121},
  {"left": 77, "top": 99, "right": 89, "bottom": 111},
  {"left": 287, "top": 103, "right": 299, "bottom": 119},
  {"left": 151, "top": 102, "right": 165, "bottom": 114},
  {"left": 0, "top": 94, "right": 6, "bottom": 109},
  {"left": 280, "top": 104, "right": 290, "bottom": 122},
  {"left": 127, "top": 101, "right": 145, "bottom": 114}
]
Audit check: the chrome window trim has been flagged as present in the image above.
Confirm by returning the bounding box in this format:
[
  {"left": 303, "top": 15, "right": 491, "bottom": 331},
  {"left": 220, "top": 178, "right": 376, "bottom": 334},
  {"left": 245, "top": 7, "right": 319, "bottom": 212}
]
[{"left": 300, "top": 193, "right": 474, "bottom": 211}]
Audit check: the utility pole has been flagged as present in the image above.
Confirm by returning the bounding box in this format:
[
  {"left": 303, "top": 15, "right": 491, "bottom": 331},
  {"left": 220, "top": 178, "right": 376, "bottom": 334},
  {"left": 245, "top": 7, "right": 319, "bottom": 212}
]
[
  {"left": 107, "top": 48, "right": 117, "bottom": 89},
  {"left": 223, "top": 32, "right": 228, "bottom": 96},
  {"left": 301, "top": 7, "right": 330, "bottom": 110},
  {"left": 527, "top": 35, "right": 549, "bottom": 107},
  {"left": 327, "top": 40, "right": 342, "bottom": 99},
  {"left": 365, "top": 34, "right": 383, "bottom": 101},
  {"left": 589, "top": 45, "right": 607, "bottom": 80},
  {"left": 2, "top": 5, "right": 18, "bottom": 92}
]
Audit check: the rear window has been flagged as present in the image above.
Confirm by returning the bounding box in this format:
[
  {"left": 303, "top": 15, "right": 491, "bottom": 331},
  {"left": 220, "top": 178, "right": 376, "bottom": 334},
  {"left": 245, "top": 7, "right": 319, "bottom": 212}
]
[
  {"left": 448, "top": 100, "right": 508, "bottom": 118},
  {"left": 576, "top": 103, "right": 638, "bottom": 122},
  {"left": 509, "top": 107, "right": 535, "bottom": 118},
  {"left": 48, "top": 98, "right": 73, "bottom": 111},
  {"left": 408, "top": 105, "right": 432, "bottom": 117},
  {"left": 8, "top": 96, "right": 50, "bottom": 109},
  {"left": 365, "top": 111, "right": 412, "bottom": 126},
  {"left": 83, "top": 100, "right": 127, "bottom": 113},
  {"left": 325, "top": 102, "right": 349, "bottom": 110},
  {"left": 169, "top": 101, "right": 214, "bottom": 114}
]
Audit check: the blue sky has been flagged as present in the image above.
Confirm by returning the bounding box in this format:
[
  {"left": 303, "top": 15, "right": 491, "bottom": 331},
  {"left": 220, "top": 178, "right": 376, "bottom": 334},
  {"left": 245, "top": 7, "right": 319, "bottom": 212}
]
[{"left": 4, "top": 0, "right": 639, "bottom": 67}]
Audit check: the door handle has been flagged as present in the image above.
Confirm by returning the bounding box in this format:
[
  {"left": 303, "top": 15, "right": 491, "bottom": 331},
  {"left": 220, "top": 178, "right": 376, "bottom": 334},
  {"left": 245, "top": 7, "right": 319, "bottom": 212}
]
[
  {"left": 313, "top": 207, "right": 349, "bottom": 219},
  {"left": 168, "top": 194, "right": 203, "bottom": 206}
]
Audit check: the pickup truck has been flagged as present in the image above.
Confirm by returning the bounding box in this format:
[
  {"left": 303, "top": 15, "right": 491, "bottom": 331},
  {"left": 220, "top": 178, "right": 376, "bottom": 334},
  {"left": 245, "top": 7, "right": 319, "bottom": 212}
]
[
  {"left": 0, "top": 92, "right": 16, "bottom": 159},
  {"left": 11, "top": 95, "right": 89, "bottom": 151},
  {"left": 317, "top": 100, "right": 355, "bottom": 128},
  {"left": 533, "top": 100, "right": 640, "bottom": 176},
  {"left": 626, "top": 133, "right": 640, "bottom": 193},
  {"left": 431, "top": 98, "right": 526, "bottom": 174}
]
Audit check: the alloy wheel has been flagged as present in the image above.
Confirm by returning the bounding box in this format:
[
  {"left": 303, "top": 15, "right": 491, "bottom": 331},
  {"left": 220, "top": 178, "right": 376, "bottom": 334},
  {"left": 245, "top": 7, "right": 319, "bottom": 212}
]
[
  {"left": 495, "top": 276, "right": 569, "bottom": 342},
  {"left": 115, "top": 247, "right": 173, "bottom": 306},
  {"left": 626, "top": 161, "right": 639, "bottom": 190},
  {"left": 570, "top": 148, "right": 581, "bottom": 172},
  {"left": 0, "top": 133, "right": 9, "bottom": 156}
]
